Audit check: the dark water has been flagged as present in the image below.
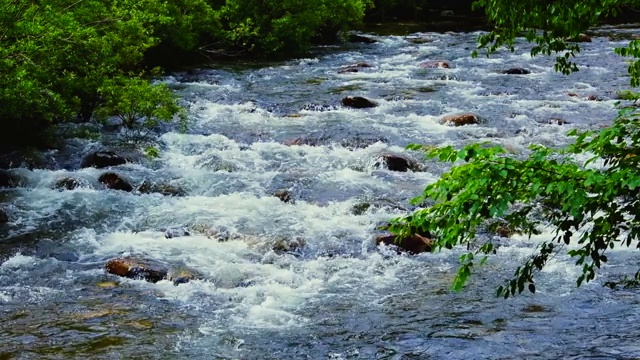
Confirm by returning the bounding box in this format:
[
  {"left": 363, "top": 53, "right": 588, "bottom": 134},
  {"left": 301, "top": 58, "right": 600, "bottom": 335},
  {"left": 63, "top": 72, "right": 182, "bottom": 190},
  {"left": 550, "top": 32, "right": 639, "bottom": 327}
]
[{"left": 1, "top": 25, "right": 640, "bottom": 359}]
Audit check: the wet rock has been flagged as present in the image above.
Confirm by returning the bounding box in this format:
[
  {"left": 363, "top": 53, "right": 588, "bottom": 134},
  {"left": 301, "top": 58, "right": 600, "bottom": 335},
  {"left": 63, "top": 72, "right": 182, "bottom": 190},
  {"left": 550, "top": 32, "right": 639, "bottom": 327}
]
[
  {"left": 568, "top": 33, "right": 591, "bottom": 42},
  {"left": 338, "top": 62, "right": 372, "bottom": 74},
  {"left": 420, "top": 61, "right": 450, "bottom": 69},
  {"left": 105, "top": 257, "right": 169, "bottom": 283},
  {"left": 347, "top": 33, "right": 377, "bottom": 44},
  {"left": 502, "top": 68, "right": 530, "bottom": 75},
  {"left": 568, "top": 92, "right": 579, "bottom": 97},
  {"left": 98, "top": 172, "right": 133, "bottom": 192},
  {"left": 546, "top": 118, "right": 571, "bottom": 125},
  {"left": 440, "top": 10, "right": 454, "bottom": 16},
  {"left": 167, "top": 266, "right": 202, "bottom": 285},
  {"left": 587, "top": 95, "right": 603, "bottom": 101},
  {"left": 0, "top": 170, "right": 22, "bottom": 188},
  {"left": 0, "top": 209, "right": 8, "bottom": 224},
  {"left": 274, "top": 190, "right": 293, "bottom": 203},
  {"left": 375, "top": 154, "right": 421, "bottom": 172},
  {"left": 406, "top": 35, "right": 433, "bottom": 44},
  {"left": 163, "top": 227, "right": 191, "bottom": 239},
  {"left": 351, "top": 199, "right": 407, "bottom": 215},
  {"left": 137, "top": 180, "right": 185, "bottom": 196},
  {"left": 375, "top": 234, "right": 433, "bottom": 254},
  {"left": 269, "top": 237, "right": 306, "bottom": 255},
  {"left": 53, "top": 177, "right": 81, "bottom": 191},
  {"left": 81, "top": 151, "right": 128, "bottom": 169},
  {"left": 342, "top": 96, "right": 377, "bottom": 109},
  {"left": 441, "top": 113, "right": 481, "bottom": 126},
  {"left": 0, "top": 150, "right": 57, "bottom": 170}
]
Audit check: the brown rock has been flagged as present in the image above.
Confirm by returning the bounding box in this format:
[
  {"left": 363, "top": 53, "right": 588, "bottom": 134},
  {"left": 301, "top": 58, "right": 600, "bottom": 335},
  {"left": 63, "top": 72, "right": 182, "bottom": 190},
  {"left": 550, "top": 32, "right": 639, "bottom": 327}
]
[
  {"left": 167, "top": 266, "right": 202, "bottom": 285},
  {"left": 98, "top": 172, "right": 133, "bottom": 192},
  {"left": 441, "top": 113, "right": 481, "bottom": 126},
  {"left": 568, "top": 33, "right": 591, "bottom": 42},
  {"left": 105, "top": 257, "right": 168, "bottom": 283},
  {"left": 587, "top": 95, "right": 603, "bottom": 101},
  {"left": 338, "top": 63, "right": 372, "bottom": 74},
  {"left": 137, "top": 180, "right": 185, "bottom": 196},
  {"left": 270, "top": 237, "right": 306, "bottom": 254},
  {"left": 420, "top": 61, "right": 450, "bottom": 69},
  {"left": 274, "top": 190, "right": 293, "bottom": 203},
  {"left": 342, "top": 96, "right": 377, "bottom": 109},
  {"left": 568, "top": 92, "right": 578, "bottom": 97},
  {"left": 375, "top": 234, "right": 433, "bottom": 254}
]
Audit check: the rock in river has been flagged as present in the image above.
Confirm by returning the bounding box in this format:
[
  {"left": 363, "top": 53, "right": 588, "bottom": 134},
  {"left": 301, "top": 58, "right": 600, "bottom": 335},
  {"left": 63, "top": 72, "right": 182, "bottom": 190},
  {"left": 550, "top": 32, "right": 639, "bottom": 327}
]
[
  {"left": 0, "top": 170, "right": 22, "bottom": 188},
  {"left": 106, "top": 257, "right": 169, "bottom": 283},
  {"left": 53, "top": 177, "right": 82, "bottom": 190},
  {"left": 441, "top": 113, "right": 481, "bottom": 126},
  {"left": 420, "top": 61, "right": 450, "bottom": 69},
  {"left": 375, "top": 154, "right": 421, "bottom": 172},
  {"left": 81, "top": 150, "right": 128, "bottom": 169},
  {"left": 502, "top": 68, "right": 530, "bottom": 75},
  {"left": 342, "top": 96, "right": 377, "bottom": 109},
  {"left": 375, "top": 234, "right": 433, "bottom": 254},
  {"left": 98, "top": 172, "right": 133, "bottom": 192},
  {"left": 0, "top": 209, "right": 8, "bottom": 224}
]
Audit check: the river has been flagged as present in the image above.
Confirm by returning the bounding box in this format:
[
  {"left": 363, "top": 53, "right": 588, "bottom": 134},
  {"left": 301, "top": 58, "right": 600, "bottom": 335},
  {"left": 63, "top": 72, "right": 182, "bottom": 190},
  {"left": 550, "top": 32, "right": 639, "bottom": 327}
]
[{"left": 1, "top": 24, "right": 640, "bottom": 359}]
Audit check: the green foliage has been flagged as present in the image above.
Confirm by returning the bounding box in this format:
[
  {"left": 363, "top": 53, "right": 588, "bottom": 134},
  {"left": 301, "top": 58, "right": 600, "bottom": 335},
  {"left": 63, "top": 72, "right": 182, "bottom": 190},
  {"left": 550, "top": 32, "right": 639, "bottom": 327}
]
[
  {"left": 393, "top": 106, "right": 640, "bottom": 296},
  {"left": 214, "top": 0, "right": 372, "bottom": 53},
  {"left": 472, "top": 0, "right": 640, "bottom": 78}
]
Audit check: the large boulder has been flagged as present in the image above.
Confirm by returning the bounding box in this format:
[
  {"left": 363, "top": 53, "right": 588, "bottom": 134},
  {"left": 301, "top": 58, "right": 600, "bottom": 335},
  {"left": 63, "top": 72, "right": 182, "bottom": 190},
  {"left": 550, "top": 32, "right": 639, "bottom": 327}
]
[
  {"left": 375, "top": 154, "right": 422, "bottom": 172},
  {"left": 105, "top": 257, "right": 169, "bottom": 283},
  {"left": 375, "top": 233, "right": 433, "bottom": 254},
  {"left": 81, "top": 151, "right": 128, "bottom": 169},
  {"left": 342, "top": 96, "right": 377, "bottom": 109},
  {"left": 441, "top": 113, "right": 481, "bottom": 126},
  {"left": 98, "top": 172, "right": 133, "bottom": 192}
]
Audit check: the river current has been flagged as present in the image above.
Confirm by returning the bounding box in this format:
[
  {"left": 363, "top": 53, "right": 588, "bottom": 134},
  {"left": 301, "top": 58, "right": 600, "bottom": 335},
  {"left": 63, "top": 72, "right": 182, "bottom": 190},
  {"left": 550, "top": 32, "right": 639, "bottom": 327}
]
[{"left": 1, "top": 25, "right": 640, "bottom": 359}]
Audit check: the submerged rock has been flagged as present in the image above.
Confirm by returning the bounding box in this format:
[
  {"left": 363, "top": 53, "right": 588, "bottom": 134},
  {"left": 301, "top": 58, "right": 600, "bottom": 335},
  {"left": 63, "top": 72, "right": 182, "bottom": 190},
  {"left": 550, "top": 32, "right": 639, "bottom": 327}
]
[
  {"left": 441, "top": 113, "right": 481, "bottom": 126},
  {"left": 53, "top": 177, "right": 82, "bottom": 191},
  {"left": 375, "top": 234, "right": 433, "bottom": 254},
  {"left": 0, "top": 209, "right": 8, "bottom": 224},
  {"left": 342, "top": 96, "right": 377, "bottom": 109},
  {"left": 587, "top": 95, "right": 603, "bottom": 101},
  {"left": 105, "top": 257, "right": 169, "bottom": 283},
  {"left": 338, "top": 62, "right": 372, "bottom": 73},
  {"left": 274, "top": 190, "right": 293, "bottom": 203},
  {"left": 81, "top": 150, "right": 128, "bottom": 169},
  {"left": 167, "top": 266, "right": 203, "bottom": 285},
  {"left": 163, "top": 226, "right": 191, "bottom": 239},
  {"left": 375, "top": 154, "right": 422, "bottom": 172},
  {"left": 98, "top": 172, "right": 133, "bottom": 192},
  {"left": 420, "top": 61, "right": 450, "bottom": 69},
  {"left": 502, "top": 68, "right": 530, "bottom": 75},
  {"left": 137, "top": 180, "right": 186, "bottom": 196},
  {"left": 270, "top": 237, "right": 306, "bottom": 255}
]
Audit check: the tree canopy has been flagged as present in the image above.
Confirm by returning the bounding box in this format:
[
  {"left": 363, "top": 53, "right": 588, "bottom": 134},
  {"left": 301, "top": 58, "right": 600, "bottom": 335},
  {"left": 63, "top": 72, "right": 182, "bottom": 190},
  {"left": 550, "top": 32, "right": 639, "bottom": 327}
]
[{"left": 390, "top": 0, "right": 640, "bottom": 297}]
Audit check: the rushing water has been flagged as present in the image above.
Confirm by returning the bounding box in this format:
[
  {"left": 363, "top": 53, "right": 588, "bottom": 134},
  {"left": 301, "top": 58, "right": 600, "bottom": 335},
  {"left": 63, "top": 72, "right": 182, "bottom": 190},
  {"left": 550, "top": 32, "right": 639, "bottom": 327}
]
[{"left": 2, "top": 25, "right": 640, "bottom": 359}]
